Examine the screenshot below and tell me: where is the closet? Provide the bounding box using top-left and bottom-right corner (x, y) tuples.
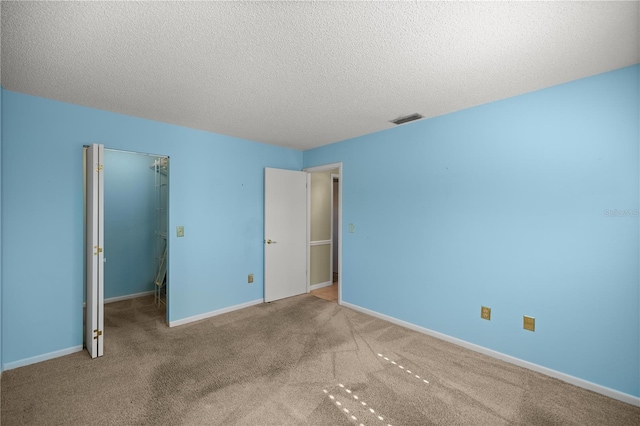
(100, 150), (168, 308)
(85, 146), (170, 358)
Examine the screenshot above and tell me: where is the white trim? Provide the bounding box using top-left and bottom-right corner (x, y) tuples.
(105, 290), (154, 304)
(169, 299), (263, 327)
(342, 301), (640, 407)
(3, 345), (84, 371)
(83, 290), (155, 308)
(305, 172), (312, 295)
(303, 163), (341, 173)
(310, 239), (331, 246)
(338, 166), (342, 305)
(310, 281), (333, 291)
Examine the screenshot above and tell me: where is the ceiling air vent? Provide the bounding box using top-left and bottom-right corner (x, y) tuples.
(390, 113), (423, 125)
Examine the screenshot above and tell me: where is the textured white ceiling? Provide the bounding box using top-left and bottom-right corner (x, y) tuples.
(1, 1), (639, 150)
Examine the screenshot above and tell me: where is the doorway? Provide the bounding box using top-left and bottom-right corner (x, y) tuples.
(332, 173), (339, 285)
(263, 163), (343, 305)
(83, 145), (169, 358)
(103, 150), (168, 307)
(305, 163), (342, 304)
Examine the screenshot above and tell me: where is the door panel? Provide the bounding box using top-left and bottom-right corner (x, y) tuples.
(264, 168), (308, 302)
(86, 143), (104, 358)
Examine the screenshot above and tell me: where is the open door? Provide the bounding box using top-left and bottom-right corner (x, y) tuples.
(86, 143), (104, 358)
(264, 168), (308, 302)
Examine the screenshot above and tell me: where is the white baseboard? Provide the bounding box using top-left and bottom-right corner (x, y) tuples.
(169, 299), (263, 327)
(83, 290), (155, 308)
(342, 301), (640, 407)
(3, 345), (84, 371)
(105, 290), (154, 304)
(310, 281), (333, 291)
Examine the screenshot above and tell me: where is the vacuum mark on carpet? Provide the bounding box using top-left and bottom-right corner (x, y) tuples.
(324, 389), (362, 424)
(377, 353), (430, 384)
(334, 384), (392, 426)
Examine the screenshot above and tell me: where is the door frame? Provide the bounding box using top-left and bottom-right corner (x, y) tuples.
(330, 173), (340, 287)
(102, 148), (171, 323)
(303, 162), (343, 305)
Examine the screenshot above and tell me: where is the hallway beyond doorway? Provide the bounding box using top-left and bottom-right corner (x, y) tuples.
(310, 282), (338, 302)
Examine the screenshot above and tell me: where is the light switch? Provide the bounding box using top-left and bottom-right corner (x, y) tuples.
(349, 223), (355, 233)
(177, 226), (184, 237)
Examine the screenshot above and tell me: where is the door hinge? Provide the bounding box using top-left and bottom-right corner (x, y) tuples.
(94, 246), (103, 256)
(95, 164), (103, 172)
(93, 329), (103, 340)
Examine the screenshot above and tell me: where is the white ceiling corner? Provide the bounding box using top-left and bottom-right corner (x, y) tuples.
(1, 1), (638, 151)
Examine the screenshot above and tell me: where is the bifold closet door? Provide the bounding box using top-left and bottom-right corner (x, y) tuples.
(86, 143), (104, 358)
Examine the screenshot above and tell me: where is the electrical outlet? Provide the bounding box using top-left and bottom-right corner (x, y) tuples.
(481, 306), (491, 320)
(248, 274), (254, 284)
(523, 315), (535, 332)
(349, 223), (355, 233)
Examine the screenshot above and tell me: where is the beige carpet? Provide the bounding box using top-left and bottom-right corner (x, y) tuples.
(2, 294), (639, 425)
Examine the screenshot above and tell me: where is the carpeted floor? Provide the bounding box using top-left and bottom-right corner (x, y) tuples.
(2, 294), (639, 425)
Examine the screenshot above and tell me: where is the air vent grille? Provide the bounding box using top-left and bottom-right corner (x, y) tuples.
(390, 113), (423, 125)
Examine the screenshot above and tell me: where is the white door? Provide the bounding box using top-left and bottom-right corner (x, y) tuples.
(264, 168), (308, 302)
(86, 143), (104, 358)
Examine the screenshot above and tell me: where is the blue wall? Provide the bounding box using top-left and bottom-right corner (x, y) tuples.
(103, 150), (158, 300)
(1, 66), (638, 399)
(304, 65), (640, 398)
(1, 91), (302, 366)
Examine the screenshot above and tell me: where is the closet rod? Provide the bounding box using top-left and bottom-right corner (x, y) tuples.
(85, 146), (169, 159)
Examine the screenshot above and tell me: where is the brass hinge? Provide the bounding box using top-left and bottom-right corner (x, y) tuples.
(95, 164), (103, 172)
(93, 246), (103, 256)
(93, 329), (103, 340)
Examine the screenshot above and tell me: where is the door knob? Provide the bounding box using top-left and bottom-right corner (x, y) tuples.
(265, 239), (277, 244)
